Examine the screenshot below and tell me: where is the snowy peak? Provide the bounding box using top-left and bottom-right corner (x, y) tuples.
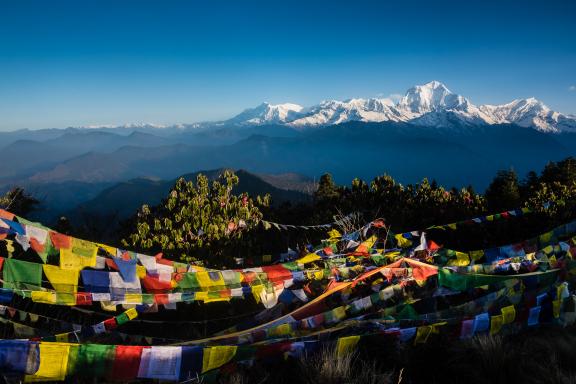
(398, 81), (471, 115)
(287, 97), (401, 128)
(222, 81), (576, 132)
(478, 98), (576, 132)
(226, 102), (304, 125)
(399, 81), (450, 110)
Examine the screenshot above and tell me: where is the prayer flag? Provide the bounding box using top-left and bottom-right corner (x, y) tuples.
(144, 346), (182, 381)
(527, 306), (541, 326)
(202, 346), (237, 373)
(414, 326), (432, 344)
(3, 259), (42, 289)
(490, 315), (503, 335)
(25, 342), (69, 382)
(336, 335), (360, 357)
(111, 346), (143, 381)
(501, 305), (516, 324)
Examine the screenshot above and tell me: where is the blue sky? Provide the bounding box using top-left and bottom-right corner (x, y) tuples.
(0, 0), (575, 130)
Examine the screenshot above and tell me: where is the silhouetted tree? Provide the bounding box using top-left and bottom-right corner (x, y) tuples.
(0, 187), (39, 216)
(485, 170), (521, 211)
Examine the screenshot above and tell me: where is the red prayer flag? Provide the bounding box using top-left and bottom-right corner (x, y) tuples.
(154, 293), (170, 305)
(142, 275), (172, 293)
(103, 318), (118, 331)
(75, 292), (93, 306)
(29, 238), (45, 254)
(261, 265), (292, 283)
(49, 232), (71, 250)
(256, 341), (292, 358)
(106, 259), (119, 270)
(0, 209), (15, 221)
(428, 240), (441, 251)
(111, 346), (144, 381)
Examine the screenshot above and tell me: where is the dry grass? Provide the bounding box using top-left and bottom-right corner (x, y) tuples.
(217, 326), (576, 384)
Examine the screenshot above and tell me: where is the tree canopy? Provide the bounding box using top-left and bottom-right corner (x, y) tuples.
(122, 170), (269, 265)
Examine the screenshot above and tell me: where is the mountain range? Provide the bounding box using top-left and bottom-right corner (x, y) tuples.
(214, 81), (576, 133)
(1, 80), (575, 225)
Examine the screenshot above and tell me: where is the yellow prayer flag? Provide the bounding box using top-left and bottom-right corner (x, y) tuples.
(490, 315), (503, 335)
(100, 301), (117, 312)
(447, 223), (457, 230)
(430, 321), (447, 334)
(31, 291), (57, 304)
(124, 293), (143, 304)
(414, 326), (432, 344)
(447, 252), (470, 267)
(136, 265), (147, 279)
(125, 307), (138, 320)
(60, 248), (96, 270)
(202, 346), (237, 373)
(336, 335), (360, 357)
(56, 293), (77, 306)
(25, 342), (70, 382)
(194, 291), (208, 302)
(196, 271), (225, 290)
(328, 229), (341, 239)
(501, 305), (516, 324)
(394, 234), (412, 248)
(270, 323), (291, 337)
(549, 255), (557, 266)
(203, 297), (230, 304)
(486, 215), (494, 221)
(43, 265), (78, 294)
(333, 306), (347, 321)
(553, 299), (562, 318)
(30, 291), (76, 306)
(251, 285), (264, 304)
(70, 238), (98, 259)
(297, 253), (321, 265)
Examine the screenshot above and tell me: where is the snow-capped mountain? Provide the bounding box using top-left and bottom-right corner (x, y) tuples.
(226, 102), (304, 125)
(479, 98), (576, 132)
(287, 98), (401, 127)
(224, 81), (576, 133)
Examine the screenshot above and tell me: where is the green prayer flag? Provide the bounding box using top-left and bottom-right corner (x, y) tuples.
(177, 273), (200, 289)
(115, 312), (130, 325)
(280, 262), (299, 271)
(66, 344), (80, 376)
(438, 268), (559, 291)
(397, 304), (419, 320)
(3, 258), (42, 289)
(75, 344), (116, 377)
